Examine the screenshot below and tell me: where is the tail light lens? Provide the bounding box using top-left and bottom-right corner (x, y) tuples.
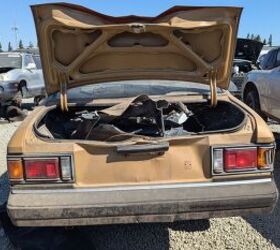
(25, 159), (59, 180)
(213, 145), (275, 175)
(224, 148), (257, 172)
(7, 156), (73, 182)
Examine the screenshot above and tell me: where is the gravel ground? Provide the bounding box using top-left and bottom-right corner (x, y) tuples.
(0, 113), (280, 249)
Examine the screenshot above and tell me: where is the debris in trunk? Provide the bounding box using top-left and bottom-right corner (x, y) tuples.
(36, 96), (246, 142)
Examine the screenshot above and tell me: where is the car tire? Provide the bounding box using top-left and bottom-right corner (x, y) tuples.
(244, 89), (268, 121)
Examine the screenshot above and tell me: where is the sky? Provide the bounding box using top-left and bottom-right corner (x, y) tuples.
(0, 0), (279, 50)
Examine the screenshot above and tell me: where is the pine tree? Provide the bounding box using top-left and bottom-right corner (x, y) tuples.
(18, 39), (24, 49)
(246, 33), (250, 39)
(255, 35), (261, 42)
(268, 34), (273, 46)
(263, 38), (267, 45)
(28, 41), (34, 48)
(0, 42), (3, 52)
(8, 42), (12, 51)
(250, 34), (255, 40)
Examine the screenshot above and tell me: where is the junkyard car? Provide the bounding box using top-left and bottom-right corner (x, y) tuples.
(242, 47), (280, 121)
(231, 38), (263, 96)
(6, 3), (278, 227)
(0, 52), (45, 106)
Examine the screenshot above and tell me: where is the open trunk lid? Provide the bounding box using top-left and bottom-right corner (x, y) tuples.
(235, 38), (263, 63)
(32, 3), (242, 96)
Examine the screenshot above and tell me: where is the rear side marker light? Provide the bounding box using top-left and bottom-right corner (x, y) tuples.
(25, 159), (60, 180)
(7, 159), (23, 180)
(258, 147), (274, 169)
(213, 146), (275, 174)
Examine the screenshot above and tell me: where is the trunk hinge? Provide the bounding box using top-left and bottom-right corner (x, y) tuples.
(209, 69), (218, 108)
(60, 82), (68, 112)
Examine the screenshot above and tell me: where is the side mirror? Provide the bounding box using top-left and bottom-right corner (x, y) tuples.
(26, 63), (36, 70)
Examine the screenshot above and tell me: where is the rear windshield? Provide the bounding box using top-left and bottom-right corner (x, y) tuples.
(0, 54), (22, 69)
(48, 80), (222, 103)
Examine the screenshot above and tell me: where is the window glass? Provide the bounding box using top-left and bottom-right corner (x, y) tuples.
(24, 55), (35, 67)
(33, 56), (42, 69)
(260, 50), (277, 70)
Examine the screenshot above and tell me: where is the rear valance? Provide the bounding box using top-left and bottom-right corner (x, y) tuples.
(32, 3), (242, 96)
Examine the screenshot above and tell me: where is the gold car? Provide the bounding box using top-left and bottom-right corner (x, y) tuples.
(6, 3), (278, 227)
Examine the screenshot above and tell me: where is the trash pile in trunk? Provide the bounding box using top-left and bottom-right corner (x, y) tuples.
(36, 95), (246, 142)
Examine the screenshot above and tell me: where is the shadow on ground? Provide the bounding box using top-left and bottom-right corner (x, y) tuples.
(245, 135), (280, 248)
(0, 167), (210, 250)
(0, 208), (209, 250)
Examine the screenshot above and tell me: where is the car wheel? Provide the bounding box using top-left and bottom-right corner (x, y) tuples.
(244, 89), (268, 121)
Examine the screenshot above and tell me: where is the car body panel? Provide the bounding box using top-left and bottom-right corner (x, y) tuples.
(32, 3), (242, 94)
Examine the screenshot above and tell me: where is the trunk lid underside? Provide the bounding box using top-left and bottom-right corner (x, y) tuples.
(32, 3), (242, 95)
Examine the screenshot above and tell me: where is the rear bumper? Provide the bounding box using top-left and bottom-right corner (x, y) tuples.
(7, 179), (278, 227)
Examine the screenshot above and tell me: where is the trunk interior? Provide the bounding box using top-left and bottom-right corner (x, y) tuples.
(35, 97), (246, 142)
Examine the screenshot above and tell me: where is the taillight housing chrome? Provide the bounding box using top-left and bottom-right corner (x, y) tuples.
(7, 155), (74, 183)
(212, 145), (275, 175)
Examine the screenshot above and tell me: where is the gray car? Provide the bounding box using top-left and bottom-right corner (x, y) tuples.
(0, 52), (45, 106)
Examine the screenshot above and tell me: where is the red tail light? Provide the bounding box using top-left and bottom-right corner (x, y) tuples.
(24, 159), (60, 180)
(224, 148), (257, 172)
(212, 145), (275, 175)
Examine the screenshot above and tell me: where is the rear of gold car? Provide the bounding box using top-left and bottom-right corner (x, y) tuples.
(6, 3), (278, 227)
(6, 95), (278, 227)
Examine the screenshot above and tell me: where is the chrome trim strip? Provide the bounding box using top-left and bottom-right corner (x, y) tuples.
(11, 178), (272, 194)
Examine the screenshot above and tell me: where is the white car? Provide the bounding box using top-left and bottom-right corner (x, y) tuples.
(0, 52), (45, 105)
(242, 47), (280, 121)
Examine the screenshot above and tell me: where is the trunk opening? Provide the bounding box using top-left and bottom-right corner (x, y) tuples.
(35, 97), (246, 142)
